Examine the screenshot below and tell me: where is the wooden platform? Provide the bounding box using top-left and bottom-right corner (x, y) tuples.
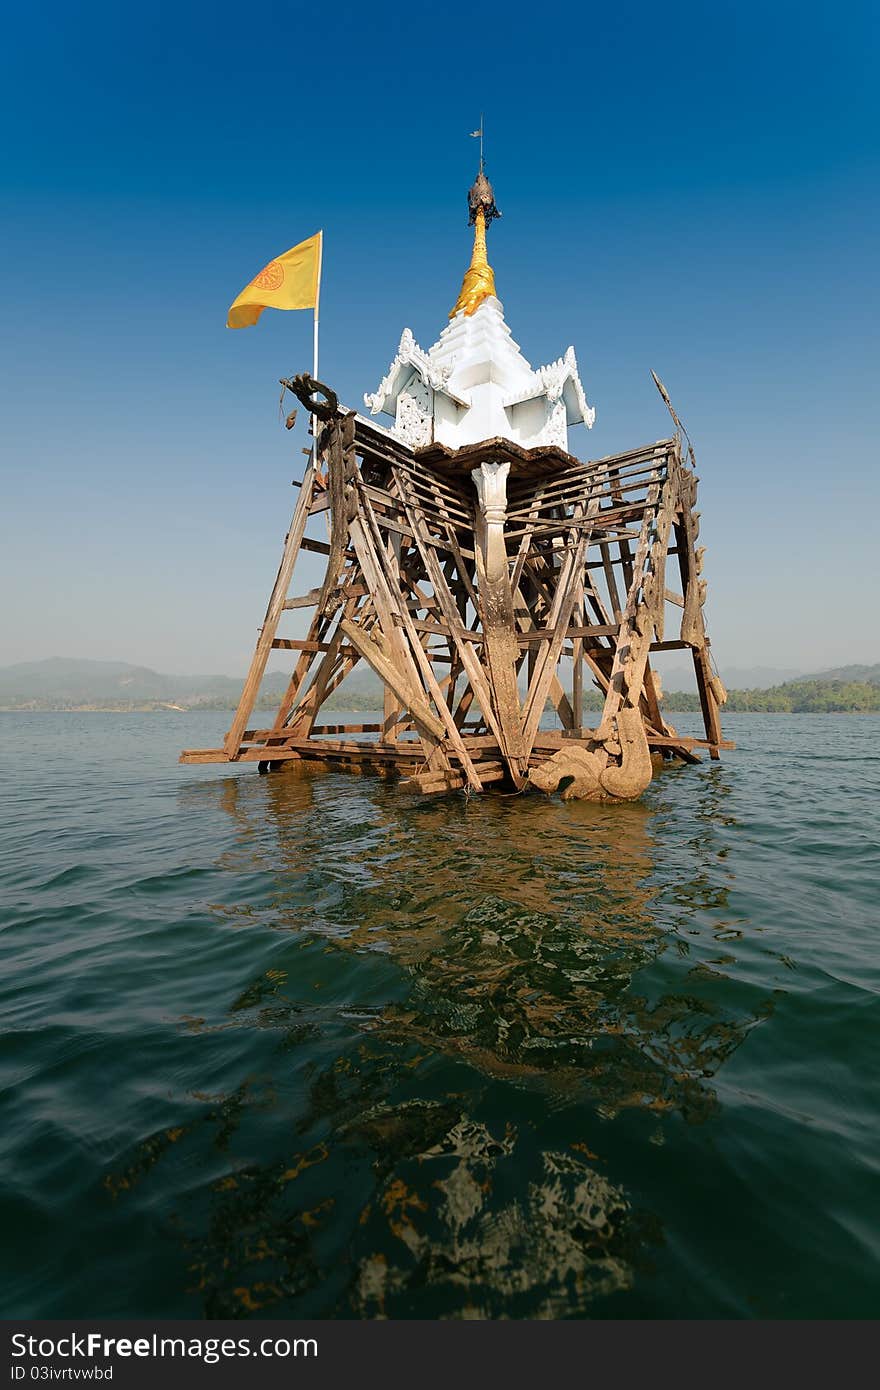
(181, 375), (731, 800)
(182, 726), (735, 792)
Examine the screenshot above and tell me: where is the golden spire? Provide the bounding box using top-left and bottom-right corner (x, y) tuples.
(450, 169), (501, 318)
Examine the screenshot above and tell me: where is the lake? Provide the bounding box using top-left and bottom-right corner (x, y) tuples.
(1, 711), (877, 1318)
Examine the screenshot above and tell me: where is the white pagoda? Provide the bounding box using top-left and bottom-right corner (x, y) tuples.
(183, 162), (730, 801)
(365, 169), (595, 453)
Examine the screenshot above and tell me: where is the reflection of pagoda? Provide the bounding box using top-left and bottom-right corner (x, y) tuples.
(182, 166), (732, 798)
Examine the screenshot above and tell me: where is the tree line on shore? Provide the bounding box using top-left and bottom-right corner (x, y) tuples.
(4, 677), (879, 714)
(603, 679), (880, 714)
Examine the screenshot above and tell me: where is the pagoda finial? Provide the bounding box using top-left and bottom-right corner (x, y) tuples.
(450, 165), (502, 319)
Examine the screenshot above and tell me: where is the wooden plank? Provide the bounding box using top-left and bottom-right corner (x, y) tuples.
(595, 452), (668, 737)
(357, 483), (485, 791)
(601, 541), (624, 623)
(520, 490), (600, 756)
(274, 588), (365, 735)
(404, 763), (507, 794)
(510, 484), (546, 592)
(278, 737), (422, 756)
(505, 458), (667, 517)
(271, 638), (334, 652)
(242, 723), (382, 740)
(516, 623), (618, 644)
(381, 532), (404, 744)
(640, 660), (670, 737)
(310, 723), (382, 735)
(693, 644), (724, 759)
(425, 479), (480, 610)
(339, 618), (447, 742)
(510, 578), (577, 732)
(571, 575), (584, 724)
(283, 588), (324, 610)
(527, 730), (731, 754)
(394, 463), (514, 765)
(224, 458), (316, 757)
(406, 617), (453, 637)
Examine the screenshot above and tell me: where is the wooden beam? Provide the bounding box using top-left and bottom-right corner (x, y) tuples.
(224, 458), (316, 757)
(271, 638), (334, 652)
(339, 618), (447, 742)
(357, 483), (485, 791)
(394, 463), (514, 765)
(516, 623), (618, 644)
(283, 592), (317, 611)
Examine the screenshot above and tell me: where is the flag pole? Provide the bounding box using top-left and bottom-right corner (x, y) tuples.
(313, 230), (322, 381)
(311, 229), (323, 461)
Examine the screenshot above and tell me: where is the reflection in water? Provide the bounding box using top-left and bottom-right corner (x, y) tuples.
(107, 763), (770, 1318)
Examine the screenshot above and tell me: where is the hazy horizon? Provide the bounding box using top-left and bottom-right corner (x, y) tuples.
(3, 653), (873, 692)
(2, 2), (877, 676)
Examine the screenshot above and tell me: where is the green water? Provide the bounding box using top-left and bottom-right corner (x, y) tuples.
(1, 712), (877, 1319)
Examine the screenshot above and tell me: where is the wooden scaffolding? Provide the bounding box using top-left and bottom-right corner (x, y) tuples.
(181, 374), (732, 798)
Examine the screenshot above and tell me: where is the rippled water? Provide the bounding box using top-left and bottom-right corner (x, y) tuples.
(1, 711), (878, 1319)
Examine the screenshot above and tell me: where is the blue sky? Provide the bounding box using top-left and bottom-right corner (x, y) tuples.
(2, 0), (877, 676)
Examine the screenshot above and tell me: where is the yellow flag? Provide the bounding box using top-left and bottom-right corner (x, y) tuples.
(227, 231), (322, 329)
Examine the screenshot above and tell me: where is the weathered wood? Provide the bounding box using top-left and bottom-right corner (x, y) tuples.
(271, 638), (334, 652)
(571, 574), (584, 722)
(185, 400), (725, 801)
(471, 464), (525, 778)
(311, 723), (382, 735)
(243, 723), (383, 738)
(282, 594), (365, 737)
(338, 619), (447, 742)
(269, 578), (364, 735)
(520, 496), (598, 757)
(516, 623), (618, 644)
(394, 462), (515, 765)
(282, 588), (324, 610)
(224, 459), (316, 757)
(357, 484), (485, 791)
(693, 643), (724, 758)
(404, 762), (507, 794)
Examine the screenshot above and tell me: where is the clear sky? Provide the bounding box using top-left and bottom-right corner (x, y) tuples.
(2, 0), (877, 677)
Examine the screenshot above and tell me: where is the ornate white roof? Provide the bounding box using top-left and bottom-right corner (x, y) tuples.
(364, 327), (467, 415)
(503, 346), (596, 428)
(364, 177), (594, 452)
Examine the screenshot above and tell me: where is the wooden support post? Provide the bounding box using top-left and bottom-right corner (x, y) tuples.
(693, 644), (723, 758)
(184, 407), (727, 798)
(394, 463), (515, 773)
(224, 459), (316, 757)
(357, 484), (484, 791)
(571, 576), (584, 726)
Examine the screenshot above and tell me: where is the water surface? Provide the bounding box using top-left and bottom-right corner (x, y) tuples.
(1, 712), (877, 1318)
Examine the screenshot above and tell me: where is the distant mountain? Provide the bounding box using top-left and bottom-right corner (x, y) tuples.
(0, 657), (385, 711)
(658, 664), (807, 692)
(794, 664), (880, 686)
(1, 656), (877, 713)
(0, 658), (289, 706)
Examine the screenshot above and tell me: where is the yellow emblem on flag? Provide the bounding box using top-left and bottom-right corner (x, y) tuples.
(227, 231), (322, 329)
